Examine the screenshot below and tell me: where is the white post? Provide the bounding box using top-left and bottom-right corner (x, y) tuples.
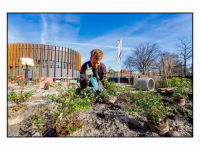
(118, 61), (120, 85)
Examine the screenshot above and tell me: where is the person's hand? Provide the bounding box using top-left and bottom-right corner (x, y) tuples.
(86, 79), (90, 83)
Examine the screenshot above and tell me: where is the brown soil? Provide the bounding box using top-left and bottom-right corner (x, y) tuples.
(147, 115), (168, 125)
(56, 120), (84, 137)
(7, 92), (193, 137)
(8, 105), (24, 111)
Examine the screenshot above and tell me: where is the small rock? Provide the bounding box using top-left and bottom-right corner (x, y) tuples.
(151, 132), (160, 137)
(108, 96), (117, 104)
(32, 132), (42, 137)
(166, 131), (182, 137)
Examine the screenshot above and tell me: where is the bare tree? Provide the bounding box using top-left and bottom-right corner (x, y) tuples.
(162, 52), (180, 78)
(176, 37), (192, 76)
(153, 52), (180, 77)
(123, 42), (161, 75)
(123, 56), (135, 72)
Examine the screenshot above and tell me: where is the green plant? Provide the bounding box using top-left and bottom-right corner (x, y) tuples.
(44, 82), (50, 90)
(8, 75), (16, 81)
(98, 89), (112, 99)
(185, 132), (191, 137)
(76, 78), (80, 83)
(158, 78), (177, 88)
(8, 86), (14, 91)
(158, 77), (188, 88)
(158, 78), (167, 88)
(32, 83), (93, 135)
(8, 90), (36, 106)
(31, 78), (40, 85)
(129, 92), (182, 124)
(168, 77), (181, 87)
(172, 78), (192, 99)
(102, 66), (131, 95)
(127, 86), (147, 102)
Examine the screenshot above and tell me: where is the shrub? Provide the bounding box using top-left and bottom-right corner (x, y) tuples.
(158, 77), (182, 88)
(32, 83), (93, 134)
(158, 79), (167, 88)
(172, 78), (192, 99)
(168, 77), (181, 87)
(44, 82), (50, 90)
(8, 90), (36, 106)
(129, 92), (182, 123)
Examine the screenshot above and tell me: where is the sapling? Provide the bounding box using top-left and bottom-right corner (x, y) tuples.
(8, 90), (36, 107)
(172, 78), (192, 99)
(32, 83), (93, 136)
(128, 92), (180, 124)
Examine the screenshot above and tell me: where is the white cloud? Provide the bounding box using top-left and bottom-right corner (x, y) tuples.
(8, 13), (192, 71)
(64, 14), (82, 24)
(41, 14), (47, 44)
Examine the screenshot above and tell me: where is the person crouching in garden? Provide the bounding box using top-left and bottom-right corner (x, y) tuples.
(79, 49), (107, 102)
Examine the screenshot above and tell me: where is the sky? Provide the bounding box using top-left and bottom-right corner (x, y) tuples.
(8, 13), (192, 71)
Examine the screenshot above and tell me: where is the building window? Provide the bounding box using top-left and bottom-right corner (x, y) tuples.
(56, 61), (62, 68)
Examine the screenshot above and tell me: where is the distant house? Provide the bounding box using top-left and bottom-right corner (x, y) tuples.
(107, 69), (137, 77)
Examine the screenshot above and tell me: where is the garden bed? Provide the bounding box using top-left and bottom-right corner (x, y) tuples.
(7, 92), (193, 137)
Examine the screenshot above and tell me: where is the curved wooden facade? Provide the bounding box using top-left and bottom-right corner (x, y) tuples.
(7, 43), (81, 82)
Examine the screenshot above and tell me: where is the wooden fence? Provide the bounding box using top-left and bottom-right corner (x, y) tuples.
(7, 43), (82, 82)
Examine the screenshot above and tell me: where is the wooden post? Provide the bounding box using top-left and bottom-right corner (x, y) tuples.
(51, 45), (53, 68)
(43, 44), (46, 67)
(162, 57), (169, 88)
(54, 46), (57, 82)
(40, 44), (43, 78)
(16, 43), (19, 66)
(78, 52), (80, 71)
(75, 51), (77, 70)
(47, 45), (50, 77)
(23, 43), (26, 57)
(27, 43), (29, 58)
(61, 47), (63, 79)
(12, 43), (16, 82)
(78, 52), (81, 71)
(78, 53), (81, 70)
(8, 43), (11, 82)
(76, 51), (78, 70)
(10, 43), (13, 68)
(67, 48), (69, 82)
(72, 49), (74, 78)
(58, 46), (60, 68)
(77, 52), (78, 70)
(30, 43), (32, 58)
(64, 47), (66, 69)
(70, 49), (72, 69)
(32, 43), (36, 82)
(19, 43), (23, 75)
(36, 44), (39, 65)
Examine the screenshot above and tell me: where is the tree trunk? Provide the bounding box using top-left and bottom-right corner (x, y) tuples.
(184, 49), (187, 76)
(162, 57), (169, 88)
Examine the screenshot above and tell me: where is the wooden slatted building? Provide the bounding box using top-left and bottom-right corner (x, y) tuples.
(7, 43), (82, 82)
